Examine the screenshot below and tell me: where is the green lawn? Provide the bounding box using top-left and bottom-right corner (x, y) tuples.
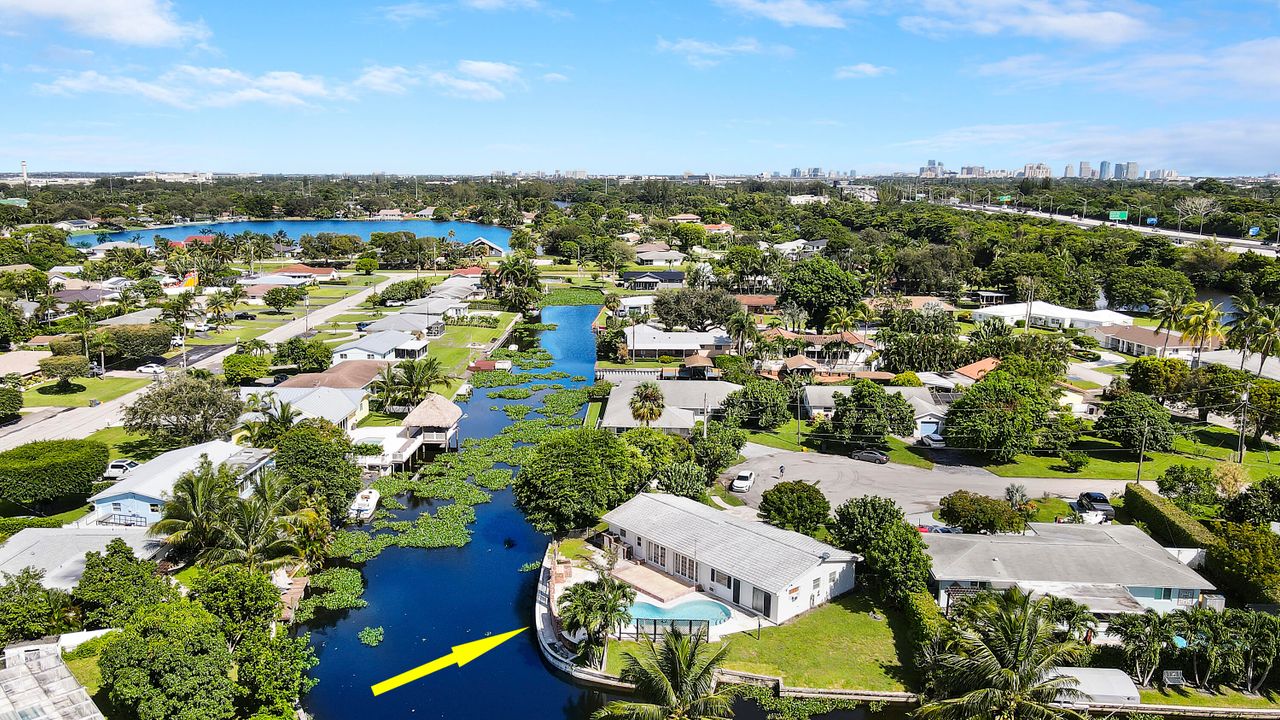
(745, 421), (934, 470)
(65, 653), (125, 719)
(709, 483), (746, 507)
(557, 538), (594, 564)
(584, 401), (602, 428)
(1027, 497), (1072, 522)
(0, 497), (90, 524)
(885, 437), (936, 469)
(1141, 687), (1280, 708)
(174, 565), (205, 588)
(83, 426), (177, 461)
(23, 377), (151, 407)
(605, 595), (915, 692)
(979, 422), (1280, 482)
(357, 411), (403, 428)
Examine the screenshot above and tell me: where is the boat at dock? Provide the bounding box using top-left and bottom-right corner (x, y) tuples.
(347, 489), (380, 521)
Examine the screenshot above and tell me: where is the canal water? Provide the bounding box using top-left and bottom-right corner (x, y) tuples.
(82, 218), (511, 250)
(301, 304), (893, 720)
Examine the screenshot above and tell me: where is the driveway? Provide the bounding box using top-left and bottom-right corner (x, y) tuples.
(724, 447), (1132, 519)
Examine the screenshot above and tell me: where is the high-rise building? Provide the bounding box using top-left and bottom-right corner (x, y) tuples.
(1022, 163), (1052, 178)
(960, 166), (985, 178)
(1098, 161), (1111, 180)
(1079, 161), (1091, 178)
(1113, 162), (1125, 179)
(1124, 161), (1140, 180)
(790, 168), (802, 178)
(1064, 164), (1076, 178)
(808, 167), (823, 177)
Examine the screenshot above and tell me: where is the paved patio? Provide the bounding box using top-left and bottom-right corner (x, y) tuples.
(611, 560), (697, 602)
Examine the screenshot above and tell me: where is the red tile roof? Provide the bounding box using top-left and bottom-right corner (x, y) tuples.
(733, 294), (778, 308)
(954, 357), (1000, 381)
(276, 263), (336, 276)
(451, 266), (485, 277)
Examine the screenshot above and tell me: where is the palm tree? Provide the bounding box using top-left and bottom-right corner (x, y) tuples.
(557, 578), (635, 667)
(1170, 607), (1228, 688)
(1228, 293), (1262, 370)
(149, 457), (238, 553)
(1183, 301), (1225, 368)
(725, 310), (757, 356)
(592, 628), (738, 720)
(604, 293), (621, 316)
(825, 306), (856, 334)
(1109, 609), (1174, 687)
(203, 495), (301, 570)
(629, 381), (665, 426)
(398, 357), (459, 405)
(1150, 287), (1192, 356)
(239, 338), (271, 356)
(205, 291), (233, 331)
(1251, 305), (1280, 378)
(919, 588), (1087, 720)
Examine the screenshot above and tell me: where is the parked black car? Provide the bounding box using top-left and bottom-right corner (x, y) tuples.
(1077, 491), (1116, 519)
(852, 449), (889, 464)
(234, 311), (257, 320)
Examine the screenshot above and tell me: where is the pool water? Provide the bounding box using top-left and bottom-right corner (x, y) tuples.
(631, 599), (732, 626)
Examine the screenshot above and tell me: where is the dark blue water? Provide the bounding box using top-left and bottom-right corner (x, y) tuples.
(83, 219), (510, 251)
(302, 304), (889, 720)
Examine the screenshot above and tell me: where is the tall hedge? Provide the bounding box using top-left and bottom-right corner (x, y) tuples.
(1204, 521), (1280, 604)
(1124, 482), (1218, 548)
(0, 440), (109, 506)
(108, 324), (174, 360)
(903, 590), (948, 667)
(0, 386), (21, 418)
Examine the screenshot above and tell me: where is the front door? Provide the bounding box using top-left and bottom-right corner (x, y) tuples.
(732, 578), (741, 606)
(751, 587), (769, 616)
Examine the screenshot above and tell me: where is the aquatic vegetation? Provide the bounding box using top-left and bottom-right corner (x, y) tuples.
(518, 561), (541, 572)
(358, 626), (384, 646)
(293, 567), (367, 623)
(487, 387), (534, 400)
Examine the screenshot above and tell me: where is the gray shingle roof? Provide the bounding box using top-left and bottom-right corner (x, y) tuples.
(0, 527), (161, 590)
(602, 493), (856, 594)
(89, 440), (271, 504)
(334, 329), (416, 353)
(923, 523), (1215, 590)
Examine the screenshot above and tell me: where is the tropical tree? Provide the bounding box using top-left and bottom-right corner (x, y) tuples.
(1169, 607), (1229, 688)
(1109, 609), (1174, 686)
(1182, 300), (1225, 368)
(202, 495), (302, 570)
(920, 587), (1087, 720)
(1227, 293), (1263, 370)
(149, 457), (239, 553)
(629, 381), (665, 426)
(825, 306), (856, 334)
(1251, 305), (1280, 377)
(557, 575), (635, 668)
(205, 290), (233, 331)
(592, 628), (738, 720)
(370, 357), (458, 412)
(1150, 287), (1192, 356)
(725, 310), (757, 356)
(1226, 608), (1280, 695)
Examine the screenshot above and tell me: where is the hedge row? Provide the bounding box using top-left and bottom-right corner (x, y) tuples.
(0, 515), (64, 535)
(0, 440), (109, 506)
(0, 386), (21, 417)
(902, 589), (948, 666)
(1123, 482), (1219, 548)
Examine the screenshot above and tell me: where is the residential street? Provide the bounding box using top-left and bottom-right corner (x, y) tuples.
(0, 274), (409, 451)
(724, 445), (1135, 523)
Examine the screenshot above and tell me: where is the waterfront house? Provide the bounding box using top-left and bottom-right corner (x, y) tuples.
(332, 330), (428, 362)
(52, 219), (97, 232)
(0, 526), (162, 590)
(470, 237), (508, 257)
(615, 295), (656, 318)
(802, 385), (950, 437)
(621, 271), (684, 292)
(636, 250), (687, 267)
(598, 379), (741, 435)
(401, 393), (464, 448)
(376, 208), (404, 219)
(622, 323), (732, 359)
(971, 301), (1132, 330)
(602, 493), (858, 624)
(1086, 324), (1214, 358)
(88, 441), (274, 527)
(922, 523), (1217, 616)
(413, 207), (437, 218)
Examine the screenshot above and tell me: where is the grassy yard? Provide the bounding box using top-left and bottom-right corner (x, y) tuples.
(979, 422), (1280, 482)
(65, 652), (125, 719)
(584, 401), (602, 428)
(556, 538), (594, 564)
(1026, 496), (1073, 522)
(357, 411), (403, 428)
(23, 377), (151, 407)
(709, 483), (746, 507)
(1141, 687), (1280, 708)
(0, 496), (91, 524)
(745, 420), (934, 470)
(605, 595), (915, 692)
(83, 426), (177, 461)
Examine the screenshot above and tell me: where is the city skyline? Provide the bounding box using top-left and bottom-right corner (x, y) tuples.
(1, 0), (1278, 176)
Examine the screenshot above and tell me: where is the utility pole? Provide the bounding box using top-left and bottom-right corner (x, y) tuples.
(1238, 390), (1251, 464)
(1136, 424), (1149, 482)
(796, 388), (802, 447)
(702, 394), (709, 440)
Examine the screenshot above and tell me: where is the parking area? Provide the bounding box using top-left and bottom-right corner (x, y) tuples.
(723, 447), (1132, 521)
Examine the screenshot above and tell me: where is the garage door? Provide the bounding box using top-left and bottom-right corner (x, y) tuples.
(919, 420), (941, 435)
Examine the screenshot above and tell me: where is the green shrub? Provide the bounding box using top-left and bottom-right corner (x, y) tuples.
(1123, 482), (1218, 548)
(903, 590), (948, 665)
(657, 355), (679, 364)
(108, 324), (174, 360)
(0, 386), (21, 417)
(1060, 450), (1090, 473)
(222, 353), (271, 385)
(1204, 521), (1280, 604)
(0, 439), (109, 506)
(0, 515), (65, 535)
(39, 355), (89, 386)
(48, 337), (82, 356)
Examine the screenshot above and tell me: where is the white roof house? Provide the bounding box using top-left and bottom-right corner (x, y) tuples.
(923, 523), (1216, 615)
(615, 295), (656, 317)
(332, 330), (428, 362)
(636, 250), (687, 267)
(603, 494), (859, 624)
(0, 526), (162, 590)
(599, 379), (741, 435)
(404, 297), (467, 317)
(802, 385), (949, 436)
(88, 441), (274, 527)
(971, 301), (1133, 330)
(241, 386), (367, 430)
(624, 324), (732, 358)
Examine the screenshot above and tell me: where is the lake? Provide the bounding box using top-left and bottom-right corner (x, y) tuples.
(300, 305), (895, 720)
(83, 219), (511, 252)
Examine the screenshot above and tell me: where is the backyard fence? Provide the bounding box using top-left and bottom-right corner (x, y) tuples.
(621, 618), (710, 640)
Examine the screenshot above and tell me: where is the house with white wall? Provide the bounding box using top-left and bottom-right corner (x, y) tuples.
(971, 301), (1133, 330)
(332, 330), (428, 362)
(598, 379), (741, 436)
(923, 523), (1216, 616)
(88, 441), (273, 527)
(602, 493), (859, 624)
(802, 385), (949, 437)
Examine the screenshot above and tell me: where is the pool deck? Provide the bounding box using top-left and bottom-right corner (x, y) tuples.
(625, 590), (774, 641)
(611, 560), (697, 603)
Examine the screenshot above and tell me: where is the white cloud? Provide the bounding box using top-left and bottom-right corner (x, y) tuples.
(0, 0), (208, 46)
(713, 0), (849, 28)
(36, 64), (375, 108)
(377, 2), (440, 24)
(900, 0), (1149, 44)
(834, 62), (891, 78)
(353, 65), (419, 94)
(460, 0), (539, 9)
(541, 72), (569, 82)
(428, 72), (505, 100)
(457, 60), (521, 83)
(656, 36), (792, 68)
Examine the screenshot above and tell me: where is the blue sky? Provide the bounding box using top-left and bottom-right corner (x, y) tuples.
(1, 0), (1278, 176)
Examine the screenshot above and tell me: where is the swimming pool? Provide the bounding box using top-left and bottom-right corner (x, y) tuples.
(630, 599), (732, 625)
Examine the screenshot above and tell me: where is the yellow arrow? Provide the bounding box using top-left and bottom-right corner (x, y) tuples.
(370, 627), (527, 696)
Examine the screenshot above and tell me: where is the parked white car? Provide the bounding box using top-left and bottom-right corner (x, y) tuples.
(919, 433), (946, 448)
(729, 470), (756, 493)
(103, 459), (139, 479)
(137, 363), (167, 375)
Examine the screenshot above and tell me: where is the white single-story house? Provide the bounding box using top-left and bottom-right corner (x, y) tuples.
(85, 240), (145, 259)
(923, 523), (1216, 616)
(95, 307), (163, 326)
(52, 219), (98, 232)
(598, 379), (741, 435)
(623, 324), (732, 359)
(602, 493), (859, 625)
(361, 314), (442, 336)
(636, 250), (687, 267)
(802, 385), (949, 436)
(615, 295), (656, 318)
(0, 526), (162, 590)
(1086, 324), (1218, 358)
(469, 237), (508, 257)
(621, 271), (684, 292)
(88, 441), (274, 527)
(241, 386), (368, 430)
(971, 301), (1133, 330)
(235, 274), (313, 288)
(332, 330), (427, 362)
(405, 296), (468, 317)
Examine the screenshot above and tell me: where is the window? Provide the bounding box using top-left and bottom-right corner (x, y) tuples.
(1158, 588), (1173, 601)
(149, 504), (161, 513)
(646, 541), (665, 567)
(829, 571), (837, 586)
(111, 502), (122, 512)
(812, 577), (821, 591)
(673, 553), (696, 581)
(711, 569), (733, 586)
(619, 529), (627, 538)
